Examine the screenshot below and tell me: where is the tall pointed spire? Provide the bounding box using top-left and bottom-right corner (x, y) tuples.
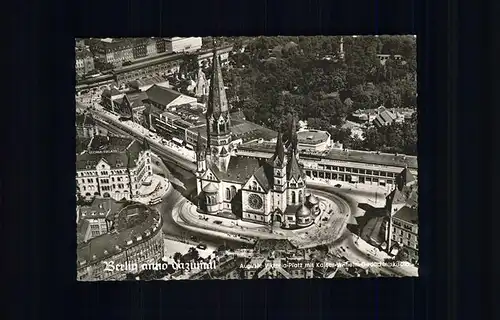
(271, 131), (285, 166)
(206, 38), (229, 118)
(195, 132), (205, 154)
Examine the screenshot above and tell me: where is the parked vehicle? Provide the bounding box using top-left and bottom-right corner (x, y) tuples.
(213, 220), (223, 225)
(334, 184), (342, 188)
(197, 243), (207, 250)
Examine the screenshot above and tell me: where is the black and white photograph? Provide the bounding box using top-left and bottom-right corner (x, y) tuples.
(75, 36), (418, 281)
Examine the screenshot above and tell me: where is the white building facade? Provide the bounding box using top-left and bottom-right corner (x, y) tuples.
(76, 138), (154, 201)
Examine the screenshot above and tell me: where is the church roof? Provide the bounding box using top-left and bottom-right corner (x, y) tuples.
(203, 183), (219, 193)
(397, 168), (416, 187)
(306, 194), (319, 205)
(252, 164), (274, 192)
(207, 40), (229, 118)
(295, 204), (312, 217)
(210, 157), (263, 184)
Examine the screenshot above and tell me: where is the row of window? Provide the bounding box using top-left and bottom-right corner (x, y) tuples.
(392, 227), (416, 240)
(391, 234), (418, 249)
(393, 220), (416, 231)
(81, 185), (97, 191)
(318, 165), (397, 177)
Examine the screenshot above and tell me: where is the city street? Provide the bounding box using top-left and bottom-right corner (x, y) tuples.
(159, 187), (245, 251)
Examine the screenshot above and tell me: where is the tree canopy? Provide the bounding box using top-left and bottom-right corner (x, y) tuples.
(221, 36), (417, 155)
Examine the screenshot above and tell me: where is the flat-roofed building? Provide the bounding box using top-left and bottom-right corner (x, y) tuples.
(236, 142), (417, 189)
(165, 37), (202, 54)
(296, 130), (331, 152)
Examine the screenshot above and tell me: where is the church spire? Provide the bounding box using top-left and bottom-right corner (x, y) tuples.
(195, 132), (205, 154)
(271, 131), (285, 166)
(206, 38), (229, 119)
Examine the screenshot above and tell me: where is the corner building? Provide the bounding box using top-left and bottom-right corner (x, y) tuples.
(76, 136), (154, 201)
(194, 42), (316, 229)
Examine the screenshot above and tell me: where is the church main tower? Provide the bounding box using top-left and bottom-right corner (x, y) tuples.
(206, 39), (232, 171)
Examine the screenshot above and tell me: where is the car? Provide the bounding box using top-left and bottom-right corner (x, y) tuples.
(213, 220), (223, 225)
(197, 243), (207, 250)
(322, 217), (328, 222)
(334, 184), (342, 188)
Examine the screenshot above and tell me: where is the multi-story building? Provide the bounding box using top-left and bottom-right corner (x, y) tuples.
(146, 38), (158, 56)
(76, 135), (154, 201)
(77, 203), (164, 281)
(389, 206), (418, 264)
(132, 38), (148, 59)
(75, 49), (95, 76)
(236, 141), (417, 191)
(155, 38), (166, 53)
(165, 37), (202, 54)
(90, 38), (134, 66)
(76, 198), (122, 239)
(382, 168), (419, 264)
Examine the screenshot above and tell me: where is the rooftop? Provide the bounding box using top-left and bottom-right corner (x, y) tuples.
(189, 119), (277, 143)
(77, 203), (162, 267)
(210, 157), (266, 184)
(297, 130), (330, 145)
(128, 76), (168, 89)
(145, 85), (182, 107)
(239, 142), (418, 169)
(76, 136), (144, 170)
(79, 198), (123, 220)
(393, 205), (418, 224)
(87, 135), (136, 153)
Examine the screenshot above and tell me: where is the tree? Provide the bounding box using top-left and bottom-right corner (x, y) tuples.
(179, 54), (199, 79)
(307, 118), (331, 131)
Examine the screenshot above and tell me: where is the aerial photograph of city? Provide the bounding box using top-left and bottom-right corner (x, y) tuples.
(75, 36), (418, 281)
